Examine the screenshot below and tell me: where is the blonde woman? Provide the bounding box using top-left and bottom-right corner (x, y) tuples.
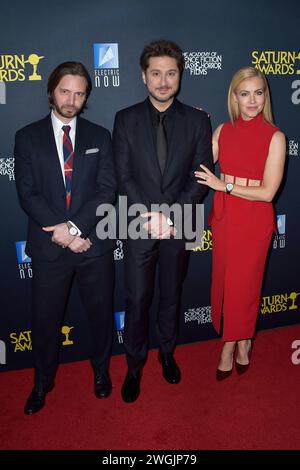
(195, 67), (286, 380)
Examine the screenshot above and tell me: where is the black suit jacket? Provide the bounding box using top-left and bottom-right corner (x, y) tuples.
(14, 114), (117, 260)
(113, 99), (213, 232)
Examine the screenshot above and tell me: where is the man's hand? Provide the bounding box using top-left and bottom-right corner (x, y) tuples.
(158, 226), (177, 239)
(141, 212), (175, 239)
(42, 223), (74, 247)
(68, 237), (92, 253)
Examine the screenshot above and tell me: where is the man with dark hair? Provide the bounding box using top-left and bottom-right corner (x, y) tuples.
(139, 39), (185, 73)
(47, 61), (93, 108)
(15, 61), (117, 414)
(113, 40), (213, 403)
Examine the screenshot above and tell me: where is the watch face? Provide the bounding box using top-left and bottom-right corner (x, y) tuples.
(69, 227), (78, 236)
(226, 183), (234, 192)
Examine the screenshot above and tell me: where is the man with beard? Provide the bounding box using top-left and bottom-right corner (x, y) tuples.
(113, 40), (213, 403)
(15, 62), (117, 414)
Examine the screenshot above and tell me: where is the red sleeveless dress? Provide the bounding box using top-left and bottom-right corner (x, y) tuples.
(209, 113), (279, 341)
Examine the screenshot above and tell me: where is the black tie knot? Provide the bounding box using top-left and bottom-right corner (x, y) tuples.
(157, 112), (166, 126)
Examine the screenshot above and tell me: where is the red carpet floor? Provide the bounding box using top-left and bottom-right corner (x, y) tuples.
(1, 325), (300, 450)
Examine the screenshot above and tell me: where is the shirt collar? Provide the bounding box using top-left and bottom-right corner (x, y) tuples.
(147, 97), (177, 122)
(51, 110), (77, 136)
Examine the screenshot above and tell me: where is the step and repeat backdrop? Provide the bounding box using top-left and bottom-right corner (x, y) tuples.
(1, 0), (299, 371)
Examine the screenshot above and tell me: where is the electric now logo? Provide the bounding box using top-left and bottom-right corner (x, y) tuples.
(93, 43), (120, 88)
(114, 311), (125, 331)
(273, 214), (286, 250)
(15, 241), (31, 263)
(114, 311), (125, 344)
(277, 214), (286, 234)
(15, 241), (32, 279)
(93, 44), (119, 69)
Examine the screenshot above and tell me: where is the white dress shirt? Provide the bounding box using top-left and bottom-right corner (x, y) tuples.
(50, 111), (81, 235)
(51, 110), (77, 185)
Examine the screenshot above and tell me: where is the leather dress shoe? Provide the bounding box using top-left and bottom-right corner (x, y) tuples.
(94, 371), (112, 398)
(159, 353), (181, 384)
(121, 371), (141, 403)
(24, 384), (53, 415)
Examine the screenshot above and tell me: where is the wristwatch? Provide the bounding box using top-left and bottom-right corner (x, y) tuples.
(66, 221), (79, 236)
(225, 183), (234, 194)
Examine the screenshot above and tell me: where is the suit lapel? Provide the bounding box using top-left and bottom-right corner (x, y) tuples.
(70, 117), (86, 197)
(42, 116), (66, 198)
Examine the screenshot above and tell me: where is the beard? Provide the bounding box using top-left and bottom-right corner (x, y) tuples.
(53, 100), (84, 120)
(148, 88), (178, 104)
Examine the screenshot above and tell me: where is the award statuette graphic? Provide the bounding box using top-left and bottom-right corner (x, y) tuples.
(289, 292), (300, 310)
(26, 54), (44, 80)
(61, 326), (74, 346)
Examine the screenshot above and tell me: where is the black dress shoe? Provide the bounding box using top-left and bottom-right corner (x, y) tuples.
(24, 385), (53, 415)
(121, 371), (141, 403)
(94, 371), (112, 399)
(159, 353), (181, 384)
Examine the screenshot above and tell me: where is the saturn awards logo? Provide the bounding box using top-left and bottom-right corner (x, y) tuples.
(9, 326), (74, 353)
(10, 330), (32, 352)
(61, 325), (74, 346)
(261, 291), (299, 315)
(251, 51), (300, 75)
(93, 43), (120, 88)
(192, 228), (212, 252)
(15, 241), (32, 279)
(0, 53), (44, 82)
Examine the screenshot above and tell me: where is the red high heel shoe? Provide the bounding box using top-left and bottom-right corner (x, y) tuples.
(235, 340), (252, 375)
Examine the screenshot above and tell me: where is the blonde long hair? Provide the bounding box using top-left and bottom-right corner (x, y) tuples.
(227, 66), (274, 125)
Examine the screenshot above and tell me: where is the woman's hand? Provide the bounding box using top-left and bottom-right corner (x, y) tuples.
(194, 164), (225, 192)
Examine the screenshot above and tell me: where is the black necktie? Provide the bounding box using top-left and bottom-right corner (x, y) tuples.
(156, 112), (168, 174)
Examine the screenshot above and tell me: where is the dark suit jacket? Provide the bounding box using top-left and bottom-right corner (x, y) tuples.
(14, 114), (117, 260)
(113, 99), (213, 233)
